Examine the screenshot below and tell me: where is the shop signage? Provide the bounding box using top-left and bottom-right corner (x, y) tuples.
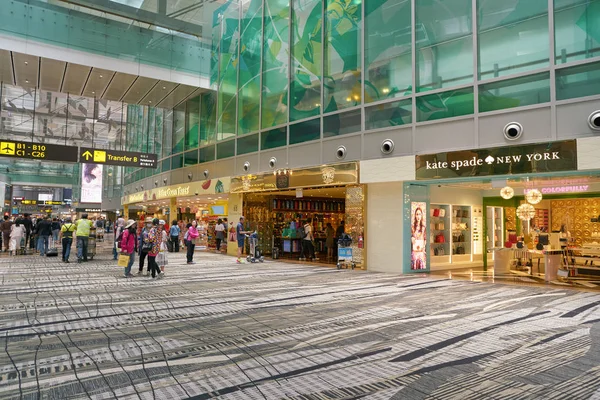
(0, 140), (79, 162)
(231, 162), (358, 193)
(122, 177), (230, 205)
(296, 188), (303, 198)
(524, 185), (589, 194)
(415, 140), (578, 180)
(79, 147), (158, 168)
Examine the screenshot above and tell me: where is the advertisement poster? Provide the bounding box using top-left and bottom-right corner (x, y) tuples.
(81, 163), (103, 203)
(411, 201), (427, 270)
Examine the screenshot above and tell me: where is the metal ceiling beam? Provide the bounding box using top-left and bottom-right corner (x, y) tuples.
(61, 0), (202, 36)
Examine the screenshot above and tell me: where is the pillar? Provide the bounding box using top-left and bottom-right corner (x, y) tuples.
(227, 193), (243, 256)
(169, 197), (178, 225)
(123, 204), (129, 220)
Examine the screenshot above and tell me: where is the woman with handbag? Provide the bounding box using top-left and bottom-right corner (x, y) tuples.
(146, 218), (162, 279)
(185, 220), (200, 265)
(137, 217), (152, 275)
(158, 220), (168, 276)
(120, 220), (137, 278)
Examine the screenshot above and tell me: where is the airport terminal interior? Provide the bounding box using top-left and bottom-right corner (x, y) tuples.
(0, 0), (600, 398)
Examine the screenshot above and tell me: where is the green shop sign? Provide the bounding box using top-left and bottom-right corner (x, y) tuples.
(416, 140), (578, 180)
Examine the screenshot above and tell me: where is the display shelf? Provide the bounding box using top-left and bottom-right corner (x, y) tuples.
(452, 205), (471, 255)
(487, 206), (504, 253)
(430, 204), (451, 258)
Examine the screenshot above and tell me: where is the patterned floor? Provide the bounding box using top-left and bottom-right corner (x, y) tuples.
(1, 251), (600, 399)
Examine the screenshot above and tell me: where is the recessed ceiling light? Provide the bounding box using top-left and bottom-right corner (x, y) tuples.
(24, 61), (28, 65)
(92, 91), (95, 94)
(162, 86), (166, 89)
(25, 79), (29, 83)
(99, 75), (103, 78)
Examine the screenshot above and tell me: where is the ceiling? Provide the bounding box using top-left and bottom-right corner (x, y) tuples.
(0, 50), (205, 108)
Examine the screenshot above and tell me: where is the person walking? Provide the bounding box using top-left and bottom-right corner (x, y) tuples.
(300, 219), (317, 261)
(60, 218), (76, 263)
(236, 216), (251, 264)
(16, 214), (33, 251)
(146, 218), (161, 279)
(169, 220), (180, 252)
(158, 220), (168, 276)
(215, 218), (225, 252)
(9, 222), (25, 256)
(76, 213), (93, 263)
(325, 222), (335, 261)
(113, 218), (125, 260)
(37, 217), (52, 257)
(120, 219), (137, 278)
(1, 216), (13, 253)
(51, 218), (61, 243)
(138, 217), (152, 275)
(185, 220), (199, 265)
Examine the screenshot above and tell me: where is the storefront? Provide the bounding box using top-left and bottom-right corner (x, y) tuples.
(230, 162), (366, 267)
(121, 178), (231, 252)
(363, 137), (600, 285)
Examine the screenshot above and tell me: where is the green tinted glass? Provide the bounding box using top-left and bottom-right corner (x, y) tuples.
(416, 0), (473, 92)
(237, 133), (260, 155)
(365, 0), (411, 103)
(290, 118), (320, 144)
(171, 154), (183, 170)
(479, 73), (550, 113)
(154, 109), (163, 158)
(162, 109), (173, 159)
(323, 109), (362, 138)
(324, 0), (362, 112)
(161, 158), (171, 173)
(261, 127), (287, 150)
(416, 88), (474, 122)
(199, 145), (216, 163)
(217, 140), (236, 159)
(200, 92), (216, 146)
(184, 150), (199, 167)
(290, 0), (322, 121)
(554, 0), (600, 64)
(478, 1), (549, 80)
(556, 61), (600, 100)
(172, 103), (185, 154)
(262, 0), (289, 129)
(217, 1), (240, 140)
(238, 0), (263, 135)
(185, 97), (200, 150)
(365, 99), (412, 130)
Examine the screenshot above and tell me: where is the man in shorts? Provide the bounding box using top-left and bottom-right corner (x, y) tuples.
(236, 216), (251, 263)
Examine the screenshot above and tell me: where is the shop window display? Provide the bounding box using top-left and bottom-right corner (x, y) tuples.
(430, 204), (450, 260)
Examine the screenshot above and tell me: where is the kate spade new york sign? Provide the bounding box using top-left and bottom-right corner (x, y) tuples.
(415, 140), (577, 180)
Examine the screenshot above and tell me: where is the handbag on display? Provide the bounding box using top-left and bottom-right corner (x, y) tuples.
(439, 209), (446, 217)
(433, 208), (440, 217)
(435, 233), (445, 243)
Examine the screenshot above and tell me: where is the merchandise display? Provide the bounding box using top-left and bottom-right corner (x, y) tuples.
(430, 204), (450, 258)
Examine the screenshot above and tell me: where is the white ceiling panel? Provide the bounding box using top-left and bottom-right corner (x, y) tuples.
(0, 50), (14, 85)
(103, 72), (137, 101)
(13, 53), (38, 89)
(82, 68), (115, 98)
(121, 76), (159, 104)
(62, 63), (91, 95)
(156, 84), (198, 108)
(139, 81), (179, 106)
(39, 58), (66, 92)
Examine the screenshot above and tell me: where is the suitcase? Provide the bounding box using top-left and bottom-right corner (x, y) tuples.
(167, 239), (174, 252)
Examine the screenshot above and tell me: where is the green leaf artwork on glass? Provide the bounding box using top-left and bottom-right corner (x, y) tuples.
(291, 0), (323, 121)
(262, 0), (290, 129)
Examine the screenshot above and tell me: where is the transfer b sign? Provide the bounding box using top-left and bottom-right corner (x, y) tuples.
(416, 140), (577, 179)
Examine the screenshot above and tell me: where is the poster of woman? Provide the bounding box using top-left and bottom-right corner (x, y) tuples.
(411, 202), (427, 270)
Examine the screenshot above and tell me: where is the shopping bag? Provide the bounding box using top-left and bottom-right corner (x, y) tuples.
(117, 253), (130, 267)
(157, 252), (169, 266)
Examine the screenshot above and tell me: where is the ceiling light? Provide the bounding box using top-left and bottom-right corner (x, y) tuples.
(525, 189), (542, 205)
(163, 86), (166, 89)
(24, 61), (28, 65)
(500, 186), (514, 200)
(99, 75), (103, 78)
(516, 203), (536, 221)
(25, 80), (29, 83)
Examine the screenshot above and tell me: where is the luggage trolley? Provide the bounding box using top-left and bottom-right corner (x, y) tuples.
(337, 234), (355, 270)
(246, 232), (264, 263)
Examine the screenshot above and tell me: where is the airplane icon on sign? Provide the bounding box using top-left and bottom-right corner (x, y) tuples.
(0, 142), (15, 155)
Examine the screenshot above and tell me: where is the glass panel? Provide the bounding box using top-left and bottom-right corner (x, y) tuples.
(365, 0), (412, 103)
(290, 0), (323, 121)
(478, 1), (549, 80)
(323, 109), (361, 138)
(365, 98), (412, 130)
(200, 92), (216, 146)
(154, 108), (163, 157)
(416, 0), (473, 92)
(1, 84), (35, 142)
(479, 72), (550, 113)
(416, 88), (474, 122)
(238, 0), (263, 135)
(261, 126), (287, 150)
(199, 145), (216, 163)
(237, 133), (260, 154)
(323, 0), (362, 112)
(185, 97), (200, 150)
(31, 90), (67, 145)
(216, 0), (240, 140)
(554, 0), (600, 64)
(289, 118), (320, 144)
(146, 107), (155, 154)
(217, 140), (236, 159)
(184, 149), (199, 167)
(95, 100), (125, 150)
(556, 61), (600, 100)
(161, 158), (170, 173)
(262, 0), (290, 129)
(171, 153), (183, 170)
(162, 109), (173, 158)
(66, 95), (95, 148)
(172, 103), (185, 154)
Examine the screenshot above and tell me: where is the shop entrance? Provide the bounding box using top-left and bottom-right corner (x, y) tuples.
(243, 186), (353, 266)
(411, 172), (600, 289)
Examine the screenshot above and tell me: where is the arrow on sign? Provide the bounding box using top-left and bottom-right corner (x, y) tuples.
(82, 151), (93, 161)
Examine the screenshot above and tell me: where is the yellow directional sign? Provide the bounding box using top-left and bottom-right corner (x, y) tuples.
(79, 147), (157, 168)
(0, 140), (78, 162)
(0, 142), (15, 155)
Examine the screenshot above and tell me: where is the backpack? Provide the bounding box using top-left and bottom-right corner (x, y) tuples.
(298, 226), (307, 240)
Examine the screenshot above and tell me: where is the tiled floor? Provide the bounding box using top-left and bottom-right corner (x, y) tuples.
(1, 250), (600, 399)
